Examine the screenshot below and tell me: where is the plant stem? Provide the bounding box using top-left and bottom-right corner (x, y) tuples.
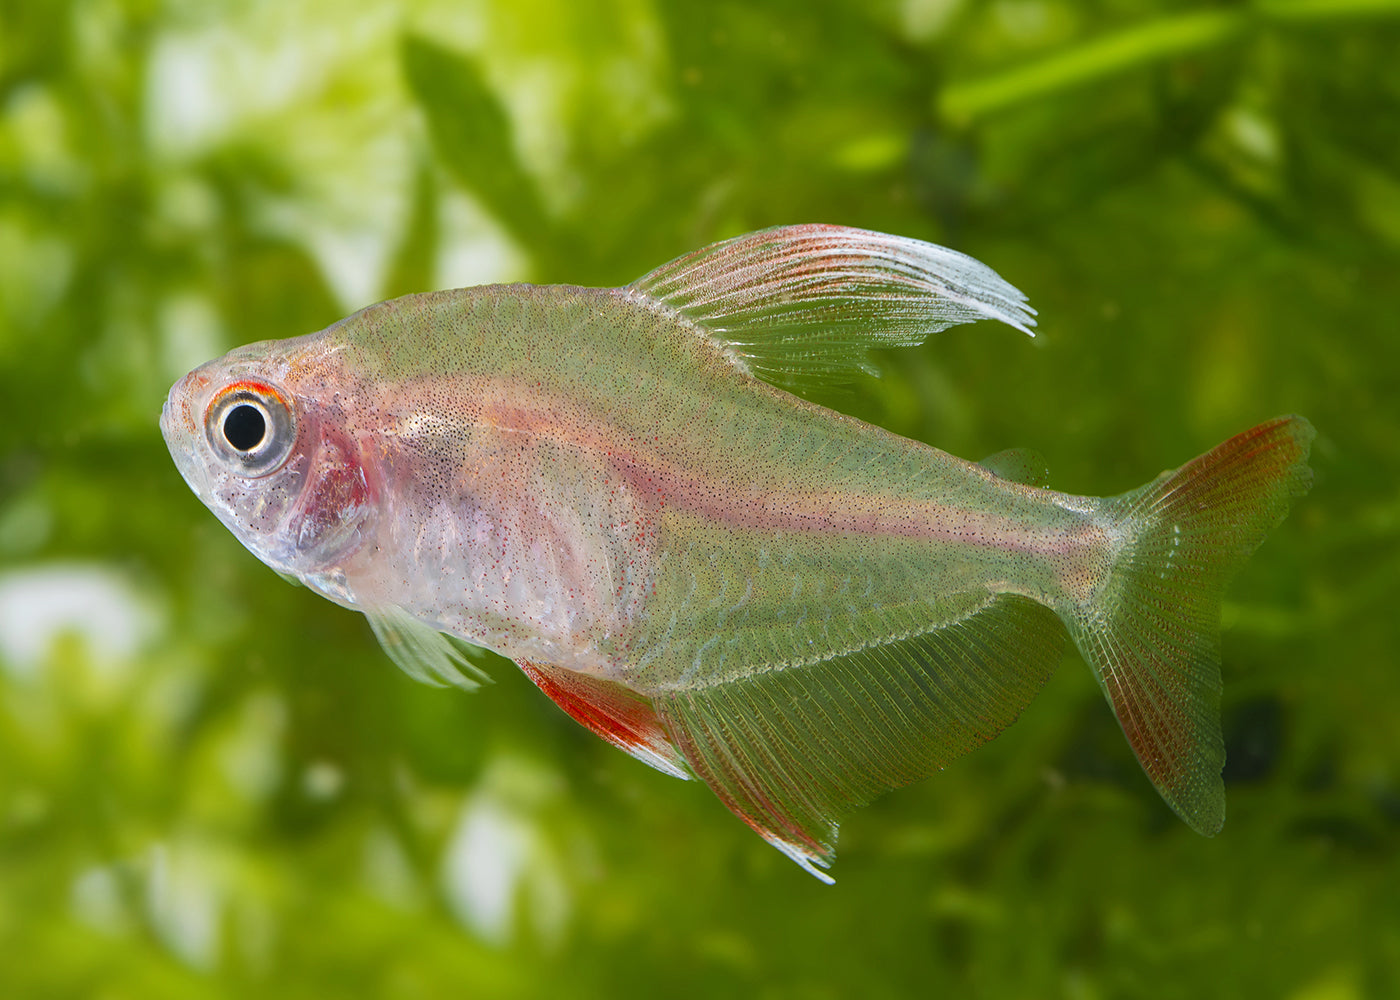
(937, 0), (1400, 124)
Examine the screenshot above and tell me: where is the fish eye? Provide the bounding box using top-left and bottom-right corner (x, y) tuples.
(223, 403), (267, 452)
(205, 381), (296, 477)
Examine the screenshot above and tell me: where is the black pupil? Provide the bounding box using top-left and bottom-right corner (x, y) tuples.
(223, 404), (267, 452)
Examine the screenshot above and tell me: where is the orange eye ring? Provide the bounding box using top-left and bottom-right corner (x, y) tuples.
(204, 380), (297, 478)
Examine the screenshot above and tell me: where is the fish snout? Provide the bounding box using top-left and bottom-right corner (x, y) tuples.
(160, 374), (207, 444)
(160, 375), (216, 501)
(158, 392), (178, 443)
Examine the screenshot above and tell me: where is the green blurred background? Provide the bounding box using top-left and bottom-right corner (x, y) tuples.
(2, 0), (1398, 996)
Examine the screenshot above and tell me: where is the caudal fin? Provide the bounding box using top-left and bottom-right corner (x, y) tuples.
(1070, 416), (1315, 834)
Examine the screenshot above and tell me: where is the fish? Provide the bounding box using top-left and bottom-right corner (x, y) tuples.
(160, 224), (1314, 882)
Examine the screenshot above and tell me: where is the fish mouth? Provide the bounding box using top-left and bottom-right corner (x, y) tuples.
(158, 393), (175, 442)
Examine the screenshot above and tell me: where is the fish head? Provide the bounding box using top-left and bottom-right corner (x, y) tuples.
(160, 334), (376, 585)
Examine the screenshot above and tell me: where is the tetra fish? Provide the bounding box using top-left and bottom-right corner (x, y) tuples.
(161, 225), (1313, 881)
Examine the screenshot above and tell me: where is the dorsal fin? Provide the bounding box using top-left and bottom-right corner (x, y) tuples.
(626, 224), (1036, 388)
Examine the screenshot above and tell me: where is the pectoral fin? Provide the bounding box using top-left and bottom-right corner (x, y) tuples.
(364, 605), (492, 690)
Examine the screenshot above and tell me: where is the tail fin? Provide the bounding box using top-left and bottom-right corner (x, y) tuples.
(1069, 416), (1315, 834)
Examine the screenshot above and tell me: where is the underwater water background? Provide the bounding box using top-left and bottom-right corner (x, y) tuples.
(2, 0), (1398, 996)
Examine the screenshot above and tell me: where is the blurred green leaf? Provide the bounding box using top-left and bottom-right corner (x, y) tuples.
(401, 34), (550, 250)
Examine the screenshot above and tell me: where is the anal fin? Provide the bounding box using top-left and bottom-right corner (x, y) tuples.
(653, 594), (1067, 882)
(520, 661), (692, 780)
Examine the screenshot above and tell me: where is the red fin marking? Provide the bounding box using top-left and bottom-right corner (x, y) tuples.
(1072, 415), (1315, 835)
(657, 701), (835, 879)
(520, 662), (692, 780)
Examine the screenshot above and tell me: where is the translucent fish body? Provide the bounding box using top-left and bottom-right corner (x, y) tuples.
(161, 226), (1313, 881)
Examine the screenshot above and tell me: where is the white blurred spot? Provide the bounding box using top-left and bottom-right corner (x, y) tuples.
(500, 62), (571, 210)
(303, 759), (344, 801)
(0, 564), (162, 680)
(1289, 966), (1362, 1000)
(443, 795), (528, 945)
(144, 7), (419, 312)
(145, 12), (334, 158)
(8, 788), (48, 827)
(0, 494), (53, 558)
(411, 0), (673, 215)
(147, 840), (223, 970)
(364, 825), (422, 908)
(1354, 165), (1400, 247)
(1225, 106), (1280, 164)
(993, 0), (1051, 40)
(434, 187), (528, 291)
(141, 667), (205, 745)
(159, 291), (226, 383)
(0, 216), (74, 330)
(142, 835), (276, 972)
(830, 132), (909, 173)
(4, 83), (89, 194)
(218, 691), (287, 802)
(152, 174), (221, 237)
(72, 864), (130, 934)
(901, 0), (965, 41)
(145, 33), (226, 156)
(441, 758), (570, 947)
(302, 223), (394, 311)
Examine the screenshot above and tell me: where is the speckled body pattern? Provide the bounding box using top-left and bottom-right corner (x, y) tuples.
(163, 226), (1313, 881)
(316, 287), (1107, 679)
